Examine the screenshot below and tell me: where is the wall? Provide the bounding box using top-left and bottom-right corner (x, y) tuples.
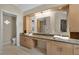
(12, 17), (16, 37)
(0, 4), (23, 46)
(0, 12), (1, 47)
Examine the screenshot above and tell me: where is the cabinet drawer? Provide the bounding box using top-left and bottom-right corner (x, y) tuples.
(20, 36), (35, 48)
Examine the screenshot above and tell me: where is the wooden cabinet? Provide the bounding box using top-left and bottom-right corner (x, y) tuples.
(69, 4), (79, 32)
(23, 16), (31, 33)
(74, 45), (79, 55)
(20, 35), (27, 47)
(23, 16), (26, 32)
(69, 5), (79, 39)
(47, 41), (73, 55)
(20, 34), (79, 55)
(25, 37), (35, 48)
(47, 41), (61, 55)
(20, 34), (35, 49)
(60, 42), (74, 55)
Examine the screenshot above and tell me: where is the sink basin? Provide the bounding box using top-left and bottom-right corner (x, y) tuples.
(54, 35), (69, 40)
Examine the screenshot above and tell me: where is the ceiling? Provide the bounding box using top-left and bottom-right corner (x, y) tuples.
(14, 4), (42, 12)
(14, 4), (66, 15)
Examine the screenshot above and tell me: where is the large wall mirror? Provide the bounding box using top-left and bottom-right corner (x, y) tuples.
(37, 17), (51, 34)
(30, 5), (69, 36)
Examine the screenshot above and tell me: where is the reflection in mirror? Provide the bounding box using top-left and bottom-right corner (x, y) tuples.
(61, 19), (67, 32)
(31, 5), (69, 36)
(54, 11), (68, 36)
(37, 17), (51, 34)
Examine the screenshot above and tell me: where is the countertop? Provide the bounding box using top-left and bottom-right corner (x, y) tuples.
(21, 33), (79, 45)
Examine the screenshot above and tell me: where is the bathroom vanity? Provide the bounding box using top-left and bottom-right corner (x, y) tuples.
(20, 33), (79, 55)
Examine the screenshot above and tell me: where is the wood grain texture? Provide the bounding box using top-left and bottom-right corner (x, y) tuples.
(47, 41), (73, 55)
(74, 45), (79, 55)
(70, 32), (79, 39)
(23, 16), (31, 33)
(69, 4), (79, 32)
(20, 34), (35, 49)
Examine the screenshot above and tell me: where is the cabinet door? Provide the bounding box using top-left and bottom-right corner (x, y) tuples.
(74, 45), (79, 55)
(20, 35), (26, 46)
(50, 44), (61, 55)
(54, 41), (73, 55)
(47, 41), (52, 54)
(20, 35), (35, 49)
(25, 37), (35, 48)
(47, 41), (74, 55)
(47, 41), (61, 55)
(60, 43), (74, 55)
(69, 4), (79, 39)
(23, 16), (26, 32)
(23, 16), (31, 33)
(69, 4), (79, 32)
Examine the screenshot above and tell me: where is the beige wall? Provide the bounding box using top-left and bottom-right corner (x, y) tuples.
(12, 17), (16, 37)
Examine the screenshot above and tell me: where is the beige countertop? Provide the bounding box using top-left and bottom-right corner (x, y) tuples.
(21, 33), (79, 45)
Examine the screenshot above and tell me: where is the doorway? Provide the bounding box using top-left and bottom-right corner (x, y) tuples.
(3, 11), (17, 45)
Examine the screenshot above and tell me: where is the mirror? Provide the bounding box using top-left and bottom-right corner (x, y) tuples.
(37, 17), (51, 34)
(61, 19), (67, 32)
(31, 5), (69, 35)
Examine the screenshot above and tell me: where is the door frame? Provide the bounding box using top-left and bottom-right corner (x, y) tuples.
(0, 9), (18, 46)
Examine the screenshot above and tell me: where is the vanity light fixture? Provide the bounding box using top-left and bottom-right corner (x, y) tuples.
(35, 9), (52, 17)
(4, 20), (10, 25)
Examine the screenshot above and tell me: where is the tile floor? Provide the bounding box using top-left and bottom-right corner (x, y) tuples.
(0, 43), (44, 55)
